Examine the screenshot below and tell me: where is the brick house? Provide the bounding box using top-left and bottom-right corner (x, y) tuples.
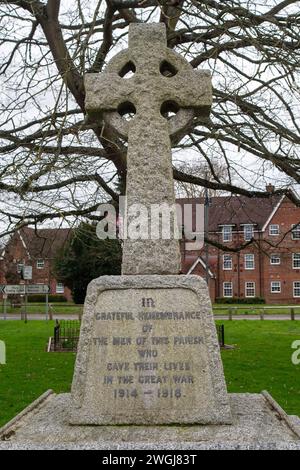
(179, 191), (300, 304)
(0, 227), (72, 301)
(1, 190), (300, 305)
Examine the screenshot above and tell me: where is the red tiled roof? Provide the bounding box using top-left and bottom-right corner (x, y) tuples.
(20, 227), (72, 259)
(15, 195), (282, 258)
(176, 195), (282, 232)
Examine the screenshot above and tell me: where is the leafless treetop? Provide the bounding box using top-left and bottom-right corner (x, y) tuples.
(0, 0), (299, 239)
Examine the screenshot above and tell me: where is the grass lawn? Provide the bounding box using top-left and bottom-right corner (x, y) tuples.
(0, 320), (299, 427)
(218, 320), (300, 416)
(0, 321), (75, 427)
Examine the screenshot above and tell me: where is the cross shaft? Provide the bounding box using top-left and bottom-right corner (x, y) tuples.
(85, 23), (212, 275)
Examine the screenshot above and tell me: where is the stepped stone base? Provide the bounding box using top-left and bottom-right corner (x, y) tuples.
(1, 391), (299, 450)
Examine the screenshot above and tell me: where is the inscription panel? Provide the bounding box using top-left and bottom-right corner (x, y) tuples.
(81, 287), (215, 418)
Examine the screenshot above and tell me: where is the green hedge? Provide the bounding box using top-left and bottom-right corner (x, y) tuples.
(27, 294), (67, 303)
(215, 297), (265, 305)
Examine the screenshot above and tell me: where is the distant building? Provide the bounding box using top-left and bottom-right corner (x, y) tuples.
(0, 227), (72, 301)
(179, 191), (300, 304)
(1, 189), (300, 305)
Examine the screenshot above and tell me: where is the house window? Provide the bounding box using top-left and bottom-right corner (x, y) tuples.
(271, 281), (281, 293)
(292, 224), (300, 240)
(36, 259), (45, 269)
(17, 263), (24, 274)
(293, 281), (300, 297)
(222, 226), (232, 242)
(244, 224), (254, 241)
(269, 224), (279, 236)
(270, 254), (281, 265)
(223, 282), (233, 298)
(244, 254), (255, 270)
(223, 254), (232, 270)
(293, 253), (300, 269)
(56, 283), (64, 294)
(245, 281), (255, 298)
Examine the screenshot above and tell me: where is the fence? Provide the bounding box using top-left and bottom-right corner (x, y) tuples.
(48, 319), (81, 352)
(214, 305), (300, 320)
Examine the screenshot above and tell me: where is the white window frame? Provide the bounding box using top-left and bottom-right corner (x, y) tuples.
(244, 224), (254, 241)
(223, 254), (232, 270)
(292, 224), (300, 240)
(223, 282), (233, 298)
(17, 263), (24, 274)
(244, 254), (255, 270)
(270, 254), (281, 265)
(271, 281), (281, 293)
(56, 282), (64, 294)
(293, 281), (300, 298)
(222, 225), (233, 243)
(293, 253), (300, 269)
(36, 259), (45, 269)
(269, 224), (279, 236)
(245, 281), (255, 298)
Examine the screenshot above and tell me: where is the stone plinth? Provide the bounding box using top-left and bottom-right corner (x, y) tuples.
(1, 392), (300, 450)
(69, 275), (232, 425)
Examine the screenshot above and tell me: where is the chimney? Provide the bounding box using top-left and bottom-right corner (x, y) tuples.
(266, 184), (275, 193)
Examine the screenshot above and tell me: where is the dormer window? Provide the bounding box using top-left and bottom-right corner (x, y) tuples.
(222, 225), (232, 243)
(244, 224), (254, 241)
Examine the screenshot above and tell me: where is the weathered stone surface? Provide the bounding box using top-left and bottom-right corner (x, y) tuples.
(1, 392), (300, 450)
(85, 23), (212, 275)
(69, 275), (232, 425)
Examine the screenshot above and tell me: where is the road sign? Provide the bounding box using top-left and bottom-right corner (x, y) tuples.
(22, 266), (32, 280)
(26, 285), (50, 294)
(0, 284), (50, 295)
(3, 285), (26, 295)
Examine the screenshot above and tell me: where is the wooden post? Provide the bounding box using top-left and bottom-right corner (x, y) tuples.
(229, 308), (233, 321)
(3, 295), (7, 320)
(291, 308), (295, 321)
(45, 293), (49, 321)
(260, 308), (264, 320)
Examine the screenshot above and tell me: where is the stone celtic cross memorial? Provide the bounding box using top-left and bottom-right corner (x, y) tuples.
(69, 23), (232, 425)
(1, 23), (300, 451)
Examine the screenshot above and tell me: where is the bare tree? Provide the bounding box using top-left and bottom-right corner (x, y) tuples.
(0, 0), (299, 238)
(175, 158), (229, 197)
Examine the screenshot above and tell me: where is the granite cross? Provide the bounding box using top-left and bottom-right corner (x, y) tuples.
(85, 23), (212, 275)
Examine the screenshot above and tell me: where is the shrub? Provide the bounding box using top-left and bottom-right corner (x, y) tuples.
(28, 294), (67, 303)
(215, 297), (265, 304)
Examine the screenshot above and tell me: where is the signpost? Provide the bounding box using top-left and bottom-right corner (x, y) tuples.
(25, 285), (50, 294)
(22, 266), (33, 281)
(1, 284), (50, 320)
(3, 285), (26, 295)
(0, 284), (49, 295)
